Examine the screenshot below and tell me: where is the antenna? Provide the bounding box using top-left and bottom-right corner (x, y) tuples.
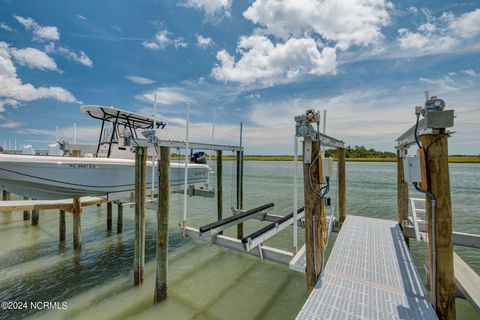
(424, 91), (430, 100)
(151, 93), (157, 199)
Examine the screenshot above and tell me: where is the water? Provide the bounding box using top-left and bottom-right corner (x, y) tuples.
(0, 161), (478, 319)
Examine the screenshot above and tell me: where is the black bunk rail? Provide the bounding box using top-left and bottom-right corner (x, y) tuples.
(241, 207), (305, 244)
(199, 203), (275, 234)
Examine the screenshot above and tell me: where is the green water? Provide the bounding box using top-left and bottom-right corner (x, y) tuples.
(0, 161), (478, 319)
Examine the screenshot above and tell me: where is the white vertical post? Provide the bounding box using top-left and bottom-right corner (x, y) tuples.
(151, 94), (157, 199)
(73, 123), (77, 144)
(207, 109), (216, 189)
(56, 127), (59, 141)
(293, 134), (299, 252)
(323, 110), (327, 134)
(182, 103), (190, 230)
(14, 138), (16, 151)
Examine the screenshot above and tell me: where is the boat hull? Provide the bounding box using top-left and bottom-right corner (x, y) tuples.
(0, 154), (208, 199)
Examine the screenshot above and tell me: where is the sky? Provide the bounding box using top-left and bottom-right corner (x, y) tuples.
(0, 0), (479, 155)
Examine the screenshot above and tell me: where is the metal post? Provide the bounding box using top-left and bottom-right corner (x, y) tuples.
(182, 104), (190, 233)
(337, 147), (346, 227)
(216, 150), (223, 229)
(293, 135), (299, 252)
(236, 122), (244, 239)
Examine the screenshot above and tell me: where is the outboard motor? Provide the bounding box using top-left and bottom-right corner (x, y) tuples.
(191, 151), (206, 164)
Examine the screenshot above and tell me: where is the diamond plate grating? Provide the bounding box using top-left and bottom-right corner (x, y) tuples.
(296, 215), (437, 320)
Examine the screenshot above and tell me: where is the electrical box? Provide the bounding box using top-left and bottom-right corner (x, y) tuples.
(322, 157), (333, 178)
(403, 155), (422, 184)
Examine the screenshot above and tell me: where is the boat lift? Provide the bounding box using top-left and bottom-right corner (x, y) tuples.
(181, 109), (345, 270)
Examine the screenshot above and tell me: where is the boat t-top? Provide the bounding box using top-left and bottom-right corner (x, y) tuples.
(0, 105), (209, 199)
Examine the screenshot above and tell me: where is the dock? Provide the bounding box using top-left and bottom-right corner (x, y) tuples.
(296, 215), (437, 320)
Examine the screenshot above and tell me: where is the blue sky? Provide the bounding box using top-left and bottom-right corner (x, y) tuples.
(0, 0), (479, 154)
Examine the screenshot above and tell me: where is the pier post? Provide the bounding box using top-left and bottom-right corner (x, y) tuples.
(31, 209), (39, 225)
(236, 150), (244, 239)
(23, 197), (30, 220)
(337, 147), (346, 227)
(59, 209), (66, 242)
(303, 140), (323, 294)
(216, 150), (223, 234)
(396, 149), (409, 245)
(420, 134), (455, 319)
(117, 203), (123, 234)
(107, 202), (113, 231)
(2, 190), (11, 201)
(73, 197), (82, 250)
(134, 146), (147, 286)
(155, 146), (170, 303)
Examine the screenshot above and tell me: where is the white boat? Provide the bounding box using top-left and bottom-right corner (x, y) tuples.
(0, 105), (209, 199)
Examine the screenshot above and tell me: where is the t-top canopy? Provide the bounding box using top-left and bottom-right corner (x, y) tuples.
(81, 105), (166, 130)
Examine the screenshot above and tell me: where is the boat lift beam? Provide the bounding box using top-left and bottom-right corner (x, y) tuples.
(198, 203), (274, 235)
(157, 139), (243, 152)
(184, 226), (294, 265)
(242, 208), (305, 252)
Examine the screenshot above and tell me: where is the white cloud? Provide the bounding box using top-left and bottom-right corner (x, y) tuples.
(419, 76), (460, 93)
(14, 15), (60, 41)
(44, 42), (92, 67)
(196, 34), (214, 48)
(212, 35), (336, 85)
(142, 30), (188, 50)
(462, 69), (477, 77)
(126, 75), (156, 85)
(243, 0), (393, 50)
(0, 22), (14, 32)
(182, 0), (232, 19)
(10, 47), (58, 71)
(139, 87), (192, 105)
(0, 42), (78, 109)
(397, 9), (480, 56)
(0, 120), (22, 128)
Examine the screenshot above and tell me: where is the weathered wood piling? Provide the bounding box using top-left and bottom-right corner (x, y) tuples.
(59, 209), (66, 241)
(31, 208), (39, 225)
(73, 197), (82, 250)
(117, 203), (123, 234)
(155, 146), (170, 303)
(303, 141), (323, 294)
(107, 202), (113, 231)
(420, 134), (455, 319)
(134, 146), (147, 286)
(23, 196), (30, 220)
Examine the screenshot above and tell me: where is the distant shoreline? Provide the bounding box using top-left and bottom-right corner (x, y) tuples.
(174, 156), (480, 163)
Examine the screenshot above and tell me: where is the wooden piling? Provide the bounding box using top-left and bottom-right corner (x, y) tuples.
(117, 203), (123, 234)
(397, 149), (409, 246)
(420, 134), (455, 319)
(155, 146), (170, 303)
(2, 190), (11, 201)
(303, 140), (323, 294)
(134, 146), (147, 286)
(73, 197), (82, 250)
(23, 196), (31, 220)
(31, 209), (39, 225)
(107, 202), (113, 231)
(337, 147), (346, 227)
(59, 209), (66, 241)
(236, 150), (244, 239)
(216, 150), (223, 234)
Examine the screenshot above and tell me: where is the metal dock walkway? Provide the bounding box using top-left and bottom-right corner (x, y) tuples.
(296, 215), (437, 320)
